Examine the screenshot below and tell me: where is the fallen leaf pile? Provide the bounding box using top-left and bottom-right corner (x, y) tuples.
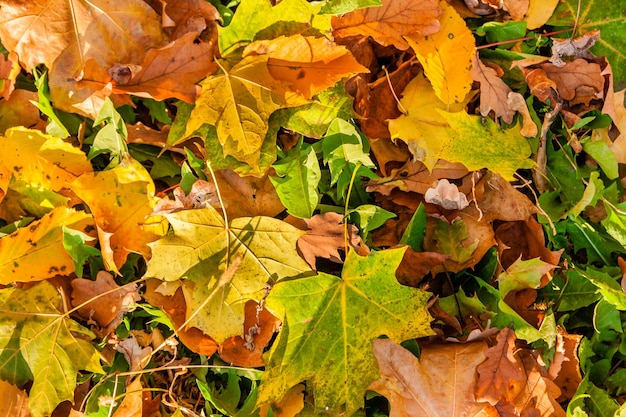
(1, 0), (626, 415)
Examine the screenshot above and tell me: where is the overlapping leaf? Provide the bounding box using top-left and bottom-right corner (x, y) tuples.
(144, 206), (310, 342)
(0, 281), (103, 417)
(258, 248), (434, 416)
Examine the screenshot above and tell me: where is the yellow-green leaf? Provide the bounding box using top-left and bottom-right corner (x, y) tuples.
(0, 206), (95, 284)
(185, 55), (307, 169)
(437, 110), (535, 180)
(0, 281), (102, 417)
(405, 1), (475, 105)
(258, 248), (434, 415)
(144, 207), (311, 342)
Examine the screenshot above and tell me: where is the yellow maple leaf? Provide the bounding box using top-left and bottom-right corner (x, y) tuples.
(388, 73), (466, 170)
(0, 206), (95, 284)
(405, 0), (475, 105)
(70, 156), (165, 274)
(244, 35), (368, 99)
(185, 55), (307, 169)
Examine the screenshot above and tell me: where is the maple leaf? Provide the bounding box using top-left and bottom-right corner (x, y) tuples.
(144, 206), (311, 342)
(70, 156), (166, 274)
(471, 56), (516, 124)
(369, 339), (498, 416)
(71, 271), (141, 333)
(81, 32), (218, 103)
(331, 0), (442, 50)
(437, 110), (535, 180)
(287, 212), (366, 270)
(498, 257), (557, 298)
(475, 328), (566, 416)
(0, 281), (103, 417)
(244, 35), (368, 99)
(387, 73), (466, 170)
(0, 127), (93, 213)
(258, 248), (434, 415)
(185, 55), (307, 168)
(405, 0), (475, 105)
(432, 217), (478, 264)
(0, 207), (95, 284)
(218, 0), (331, 57)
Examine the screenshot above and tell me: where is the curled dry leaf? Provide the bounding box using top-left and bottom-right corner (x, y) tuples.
(369, 338), (498, 417)
(116, 336), (153, 372)
(548, 327), (583, 401)
(550, 30), (600, 67)
(331, 0), (442, 50)
(471, 56), (516, 124)
(219, 300), (281, 367)
(286, 212), (367, 270)
(507, 91), (539, 137)
(475, 328), (566, 416)
(71, 271), (141, 333)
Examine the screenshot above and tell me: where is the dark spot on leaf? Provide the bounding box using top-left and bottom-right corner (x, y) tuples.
(48, 266), (59, 274)
(297, 70), (306, 80)
(399, 171), (408, 178)
(13, 165), (22, 172)
(13, 261), (18, 268)
(27, 239), (36, 247)
(448, 33), (454, 39)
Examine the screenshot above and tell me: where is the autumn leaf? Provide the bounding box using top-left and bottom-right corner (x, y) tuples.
(432, 217), (478, 264)
(331, 0), (442, 50)
(185, 55), (307, 168)
(0, 90), (40, 134)
(0, 207), (95, 285)
(405, 0), (475, 105)
(471, 56), (516, 124)
(70, 156), (165, 274)
(258, 248), (434, 416)
(82, 32), (218, 103)
(498, 257), (558, 298)
(475, 328), (566, 416)
(71, 271), (141, 332)
(369, 339), (498, 417)
(0, 281), (103, 417)
(144, 206), (311, 342)
(387, 73), (466, 170)
(437, 110), (535, 180)
(244, 35), (368, 99)
(218, 0), (331, 57)
(0, 127), (93, 213)
(0, 51), (20, 100)
(0, 379), (30, 417)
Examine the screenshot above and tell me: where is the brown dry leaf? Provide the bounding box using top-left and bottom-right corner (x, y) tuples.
(475, 328), (566, 416)
(495, 216), (563, 270)
(153, 180), (219, 214)
(539, 59), (604, 105)
(550, 30), (600, 67)
(162, 0), (220, 40)
(0, 380), (31, 417)
(259, 384), (305, 417)
(507, 91), (539, 137)
(521, 66), (558, 103)
(471, 57), (516, 124)
(395, 248), (449, 287)
(212, 170), (286, 219)
(354, 60), (422, 140)
(367, 159), (468, 196)
(0, 51), (20, 100)
(368, 138), (412, 177)
(70, 156), (166, 274)
(219, 300), (281, 367)
(548, 327), (582, 401)
(331, 0), (442, 50)
(112, 378), (142, 417)
(244, 35), (368, 99)
(0, 89), (40, 133)
(71, 271), (141, 333)
(116, 336), (152, 372)
(474, 171), (538, 222)
(369, 338), (499, 417)
(143, 279), (219, 356)
(286, 212), (367, 270)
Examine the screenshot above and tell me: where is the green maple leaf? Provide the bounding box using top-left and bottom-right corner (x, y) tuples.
(0, 281), (103, 417)
(437, 110), (535, 180)
(258, 248), (434, 415)
(497, 257), (557, 298)
(144, 206), (311, 342)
